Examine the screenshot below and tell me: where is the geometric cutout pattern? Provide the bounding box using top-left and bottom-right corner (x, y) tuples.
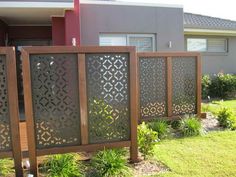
(86, 54), (130, 144)
(30, 54), (81, 149)
(0, 55), (12, 152)
(140, 57), (167, 119)
(172, 57), (197, 115)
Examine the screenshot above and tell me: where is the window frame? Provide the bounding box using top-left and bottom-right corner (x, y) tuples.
(99, 33), (156, 52)
(186, 37), (228, 53)
(127, 34), (156, 52)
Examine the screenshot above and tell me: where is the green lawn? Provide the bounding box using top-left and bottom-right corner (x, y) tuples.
(202, 100), (236, 115)
(151, 131), (236, 177)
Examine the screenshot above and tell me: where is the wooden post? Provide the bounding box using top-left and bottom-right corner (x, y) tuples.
(167, 57), (173, 117)
(6, 47), (24, 177)
(22, 49), (38, 176)
(196, 54), (202, 118)
(78, 54), (89, 145)
(130, 49), (139, 163)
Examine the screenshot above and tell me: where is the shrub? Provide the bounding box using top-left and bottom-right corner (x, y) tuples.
(170, 120), (181, 130)
(208, 73), (236, 99)
(0, 159), (14, 176)
(40, 153), (83, 177)
(202, 75), (211, 99)
(217, 107), (236, 130)
(180, 117), (202, 137)
(138, 122), (158, 159)
(91, 149), (131, 177)
(148, 119), (170, 139)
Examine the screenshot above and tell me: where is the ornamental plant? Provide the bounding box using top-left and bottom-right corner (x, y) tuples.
(138, 122), (158, 159)
(91, 149), (131, 177)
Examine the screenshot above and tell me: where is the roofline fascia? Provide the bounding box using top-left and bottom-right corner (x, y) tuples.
(184, 28), (236, 36)
(80, 0), (183, 9)
(0, 1), (73, 9)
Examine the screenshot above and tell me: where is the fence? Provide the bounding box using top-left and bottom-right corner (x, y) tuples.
(0, 47), (23, 176)
(0, 46), (201, 177)
(138, 52), (201, 121)
(21, 46), (139, 176)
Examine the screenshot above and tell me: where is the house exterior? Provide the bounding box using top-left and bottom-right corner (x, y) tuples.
(184, 13), (236, 74)
(0, 0), (236, 74)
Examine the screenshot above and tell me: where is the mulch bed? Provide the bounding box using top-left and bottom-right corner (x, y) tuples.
(132, 159), (169, 176)
(201, 113), (224, 132)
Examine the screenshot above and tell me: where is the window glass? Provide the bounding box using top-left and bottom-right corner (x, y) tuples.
(187, 38), (207, 51)
(99, 35), (127, 46)
(129, 36), (154, 52)
(99, 34), (156, 52)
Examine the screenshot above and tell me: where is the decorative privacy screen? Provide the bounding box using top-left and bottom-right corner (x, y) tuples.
(139, 57), (167, 119)
(0, 48), (23, 176)
(0, 55), (11, 152)
(30, 54), (81, 149)
(86, 54), (130, 144)
(172, 57), (197, 116)
(138, 53), (201, 121)
(22, 46), (138, 176)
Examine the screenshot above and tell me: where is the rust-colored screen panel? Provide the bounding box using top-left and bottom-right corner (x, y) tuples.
(30, 54), (81, 149)
(86, 54), (130, 144)
(172, 57), (197, 116)
(0, 55), (12, 152)
(139, 57), (167, 119)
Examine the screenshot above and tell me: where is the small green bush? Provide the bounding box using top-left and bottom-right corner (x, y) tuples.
(0, 159), (14, 176)
(138, 122), (158, 159)
(170, 120), (181, 130)
(91, 149), (131, 177)
(148, 119), (170, 139)
(202, 75), (211, 99)
(40, 153), (83, 177)
(201, 74), (236, 99)
(217, 107), (236, 130)
(180, 117), (202, 137)
(209, 74), (236, 99)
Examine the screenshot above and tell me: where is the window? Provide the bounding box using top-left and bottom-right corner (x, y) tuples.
(99, 34), (126, 46)
(187, 38), (227, 53)
(187, 38), (207, 51)
(99, 34), (156, 52)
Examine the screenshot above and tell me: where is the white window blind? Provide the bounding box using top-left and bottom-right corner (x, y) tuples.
(99, 34), (126, 46)
(208, 38), (227, 52)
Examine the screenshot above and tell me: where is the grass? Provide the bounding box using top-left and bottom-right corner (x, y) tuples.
(202, 99), (236, 115)
(152, 131), (236, 177)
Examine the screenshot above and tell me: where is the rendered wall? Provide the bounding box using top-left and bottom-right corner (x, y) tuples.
(80, 3), (185, 51)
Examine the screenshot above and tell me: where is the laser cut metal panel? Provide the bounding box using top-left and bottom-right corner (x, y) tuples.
(0, 55), (12, 152)
(86, 54), (130, 144)
(30, 54), (81, 149)
(172, 57), (197, 116)
(139, 57), (167, 119)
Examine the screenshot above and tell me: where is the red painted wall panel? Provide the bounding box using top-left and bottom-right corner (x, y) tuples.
(65, 0), (80, 45)
(52, 17), (65, 45)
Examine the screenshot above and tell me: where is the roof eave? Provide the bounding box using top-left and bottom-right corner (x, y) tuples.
(184, 28), (236, 36)
(0, 1), (73, 9)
